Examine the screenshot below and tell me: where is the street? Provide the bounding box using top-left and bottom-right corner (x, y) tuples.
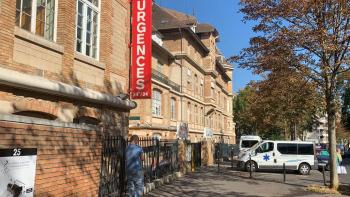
(145, 159), (350, 197)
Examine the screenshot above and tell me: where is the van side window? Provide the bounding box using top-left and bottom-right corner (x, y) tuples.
(257, 142), (274, 153)
(277, 143), (297, 154)
(241, 140), (259, 148)
(298, 144), (314, 155)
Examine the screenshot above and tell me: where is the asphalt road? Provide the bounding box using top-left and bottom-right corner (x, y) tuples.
(145, 159), (350, 197)
(145, 166), (348, 197)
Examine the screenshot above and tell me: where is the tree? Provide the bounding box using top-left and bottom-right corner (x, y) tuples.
(341, 82), (350, 130)
(233, 68), (320, 141)
(233, 86), (256, 137)
(252, 67), (321, 140)
(235, 0), (350, 189)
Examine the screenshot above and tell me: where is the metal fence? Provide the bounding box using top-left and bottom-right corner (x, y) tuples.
(99, 135), (126, 197)
(215, 143), (239, 161)
(138, 138), (179, 183)
(99, 136), (179, 196)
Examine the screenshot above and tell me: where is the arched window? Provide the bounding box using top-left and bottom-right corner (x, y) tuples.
(194, 105), (198, 124)
(152, 89), (162, 116)
(14, 111), (57, 120)
(170, 97), (176, 120)
(194, 74), (198, 95)
(200, 107), (204, 125)
(187, 102), (191, 122)
(73, 116), (100, 125)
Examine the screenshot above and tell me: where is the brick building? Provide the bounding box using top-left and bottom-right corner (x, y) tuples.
(130, 4), (236, 144)
(0, 0), (134, 196)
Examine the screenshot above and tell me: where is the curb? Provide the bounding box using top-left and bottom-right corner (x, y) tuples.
(143, 172), (183, 194)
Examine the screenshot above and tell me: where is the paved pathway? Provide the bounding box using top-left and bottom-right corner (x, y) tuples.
(145, 166), (349, 197)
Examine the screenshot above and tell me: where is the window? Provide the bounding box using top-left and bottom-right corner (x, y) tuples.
(298, 144), (314, 155)
(200, 80), (204, 97)
(76, 0), (100, 58)
(241, 140), (259, 148)
(194, 105), (198, 124)
(73, 116), (100, 125)
(277, 143), (298, 155)
(16, 0), (56, 41)
(170, 98), (176, 120)
(14, 111), (56, 120)
(157, 60), (163, 72)
(194, 74), (198, 95)
(256, 142), (274, 153)
(200, 107), (204, 125)
(152, 90), (162, 116)
(187, 102), (191, 122)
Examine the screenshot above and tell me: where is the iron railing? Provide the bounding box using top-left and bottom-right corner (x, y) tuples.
(99, 135), (126, 197)
(152, 69), (181, 92)
(214, 143), (239, 161)
(99, 136), (180, 196)
(137, 138), (179, 183)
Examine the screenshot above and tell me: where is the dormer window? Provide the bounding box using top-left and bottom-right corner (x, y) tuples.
(190, 25), (196, 33)
(152, 33), (163, 46)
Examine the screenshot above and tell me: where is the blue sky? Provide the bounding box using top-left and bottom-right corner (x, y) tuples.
(154, 0), (261, 92)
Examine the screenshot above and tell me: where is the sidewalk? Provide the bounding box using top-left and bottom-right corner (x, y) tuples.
(145, 166), (348, 197)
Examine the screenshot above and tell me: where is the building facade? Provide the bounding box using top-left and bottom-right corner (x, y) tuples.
(130, 4), (236, 144)
(305, 116), (329, 144)
(0, 0), (134, 195)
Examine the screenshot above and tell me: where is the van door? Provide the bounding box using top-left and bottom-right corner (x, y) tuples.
(252, 142), (275, 169)
(297, 144), (315, 167)
(276, 143), (298, 169)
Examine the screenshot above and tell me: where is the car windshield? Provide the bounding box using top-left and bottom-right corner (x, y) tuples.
(241, 140), (259, 148)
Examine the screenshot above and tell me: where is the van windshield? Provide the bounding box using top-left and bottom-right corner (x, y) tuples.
(241, 140), (259, 148)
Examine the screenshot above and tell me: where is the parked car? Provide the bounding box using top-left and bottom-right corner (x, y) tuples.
(238, 140), (316, 175)
(315, 143), (327, 156)
(317, 149), (330, 171)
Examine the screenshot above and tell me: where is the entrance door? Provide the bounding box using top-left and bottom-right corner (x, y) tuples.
(252, 142), (275, 169)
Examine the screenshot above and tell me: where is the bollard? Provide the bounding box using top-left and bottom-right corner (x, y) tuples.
(283, 163), (286, 183)
(217, 149), (220, 173)
(249, 155), (252, 179)
(231, 149), (234, 169)
(322, 165), (326, 186)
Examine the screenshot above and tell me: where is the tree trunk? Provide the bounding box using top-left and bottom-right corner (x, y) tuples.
(284, 127), (288, 140)
(290, 123), (296, 141)
(284, 121), (288, 140)
(326, 78), (339, 190)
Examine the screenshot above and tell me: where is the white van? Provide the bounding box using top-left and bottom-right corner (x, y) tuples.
(239, 135), (262, 153)
(238, 140), (316, 175)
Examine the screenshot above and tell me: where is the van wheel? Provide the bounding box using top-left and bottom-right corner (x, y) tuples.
(298, 163), (310, 175)
(245, 161), (257, 172)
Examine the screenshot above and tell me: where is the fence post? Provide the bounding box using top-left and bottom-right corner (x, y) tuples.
(322, 165), (326, 186)
(283, 163), (286, 183)
(249, 155), (252, 179)
(156, 138), (160, 179)
(217, 145), (220, 173)
(231, 148), (234, 169)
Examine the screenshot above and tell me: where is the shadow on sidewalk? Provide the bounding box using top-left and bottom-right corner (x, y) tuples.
(145, 167), (315, 197)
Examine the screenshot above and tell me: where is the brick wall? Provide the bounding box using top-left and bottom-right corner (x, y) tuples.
(0, 120), (102, 196)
